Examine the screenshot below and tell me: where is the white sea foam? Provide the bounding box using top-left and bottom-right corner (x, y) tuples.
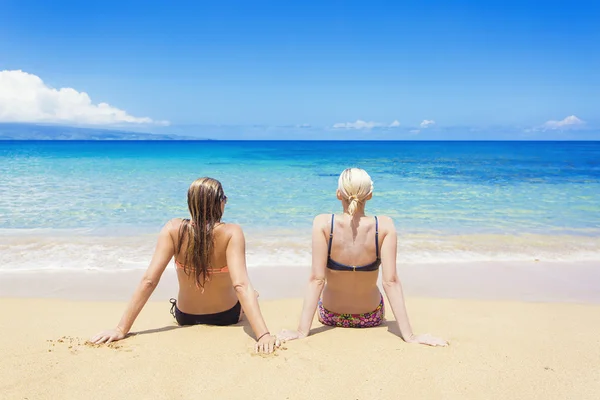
(1, 229), (599, 272)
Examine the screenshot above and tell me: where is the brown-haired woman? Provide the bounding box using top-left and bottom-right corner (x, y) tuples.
(91, 177), (279, 354)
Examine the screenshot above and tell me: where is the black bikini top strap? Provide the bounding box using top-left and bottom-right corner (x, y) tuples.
(328, 214), (335, 257)
(374, 216), (380, 259)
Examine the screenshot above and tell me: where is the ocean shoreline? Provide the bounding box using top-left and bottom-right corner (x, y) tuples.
(2, 230), (600, 272)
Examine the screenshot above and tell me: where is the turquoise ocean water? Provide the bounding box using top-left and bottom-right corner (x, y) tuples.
(1, 140), (599, 270)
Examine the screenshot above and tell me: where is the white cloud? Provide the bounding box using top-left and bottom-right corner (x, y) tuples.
(332, 119), (401, 130)
(0, 70), (169, 126)
(420, 119), (435, 128)
(409, 129), (420, 134)
(332, 120), (384, 130)
(542, 115), (585, 130)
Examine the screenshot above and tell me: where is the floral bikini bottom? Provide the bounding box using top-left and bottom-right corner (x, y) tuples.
(318, 296), (385, 328)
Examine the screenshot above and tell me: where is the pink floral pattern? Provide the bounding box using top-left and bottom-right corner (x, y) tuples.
(318, 296), (384, 328)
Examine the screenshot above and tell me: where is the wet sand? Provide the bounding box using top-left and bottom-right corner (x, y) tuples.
(1, 261), (599, 303)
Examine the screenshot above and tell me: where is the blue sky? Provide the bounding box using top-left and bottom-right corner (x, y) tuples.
(1, 0), (599, 139)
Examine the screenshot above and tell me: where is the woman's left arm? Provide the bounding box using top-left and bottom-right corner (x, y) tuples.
(91, 221), (176, 344)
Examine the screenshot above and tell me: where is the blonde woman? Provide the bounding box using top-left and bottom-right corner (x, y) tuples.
(91, 177), (279, 354)
(279, 168), (447, 346)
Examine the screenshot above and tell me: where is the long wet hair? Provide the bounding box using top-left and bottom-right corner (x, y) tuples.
(176, 177), (226, 288)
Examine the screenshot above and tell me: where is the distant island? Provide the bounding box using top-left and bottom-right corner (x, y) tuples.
(0, 123), (199, 140)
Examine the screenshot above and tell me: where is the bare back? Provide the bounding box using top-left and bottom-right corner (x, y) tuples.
(168, 218), (239, 314)
(317, 213), (391, 314)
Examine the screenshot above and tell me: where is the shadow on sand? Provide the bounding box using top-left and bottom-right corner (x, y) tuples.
(128, 325), (182, 338)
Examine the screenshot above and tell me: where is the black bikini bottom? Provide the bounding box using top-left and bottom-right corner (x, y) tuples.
(169, 298), (241, 326)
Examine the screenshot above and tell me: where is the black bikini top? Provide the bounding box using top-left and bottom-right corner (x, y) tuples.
(326, 214), (381, 272)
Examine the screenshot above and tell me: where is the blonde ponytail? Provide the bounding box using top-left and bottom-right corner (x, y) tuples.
(338, 168), (373, 216)
(347, 195), (360, 216)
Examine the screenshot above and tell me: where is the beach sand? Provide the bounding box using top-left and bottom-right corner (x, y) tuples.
(2, 261), (600, 399)
(1, 295), (600, 399)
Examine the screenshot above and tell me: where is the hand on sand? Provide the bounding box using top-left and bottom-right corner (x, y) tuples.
(276, 329), (306, 342)
(90, 328), (126, 344)
(406, 333), (448, 347)
(255, 334), (280, 354)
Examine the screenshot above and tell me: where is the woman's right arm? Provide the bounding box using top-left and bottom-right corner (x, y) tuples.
(296, 215), (328, 337)
(90, 220), (176, 344)
(278, 214), (327, 341)
(380, 217), (448, 347)
(226, 224), (278, 354)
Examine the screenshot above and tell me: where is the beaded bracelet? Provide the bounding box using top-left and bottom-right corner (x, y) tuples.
(256, 332), (270, 341)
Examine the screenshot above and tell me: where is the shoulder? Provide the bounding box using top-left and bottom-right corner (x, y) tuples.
(313, 213), (332, 229)
(218, 223), (245, 251)
(217, 222), (244, 239)
(162, 218), (184, 238)
(375, 215), (396, 232)
(165, 218), (184, 231)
